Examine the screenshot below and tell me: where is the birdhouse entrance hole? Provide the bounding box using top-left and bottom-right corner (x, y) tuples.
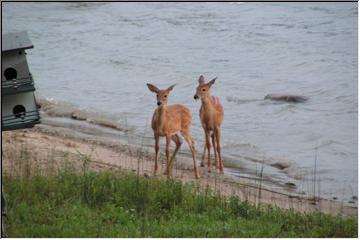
(4, 67), (17, 80)
(13, 105), (26, 118)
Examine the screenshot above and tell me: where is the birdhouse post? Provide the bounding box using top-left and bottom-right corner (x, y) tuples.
(1, 31), (41, 237)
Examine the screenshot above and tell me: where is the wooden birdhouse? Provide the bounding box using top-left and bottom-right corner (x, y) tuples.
(2, 31), (40, 131)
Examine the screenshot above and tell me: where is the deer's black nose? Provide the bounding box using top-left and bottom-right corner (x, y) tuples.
(157, 102), (161, 106)
(194, 95), (198, 100)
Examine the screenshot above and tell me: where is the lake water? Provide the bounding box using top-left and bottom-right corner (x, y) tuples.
(3, 2), (358, 200)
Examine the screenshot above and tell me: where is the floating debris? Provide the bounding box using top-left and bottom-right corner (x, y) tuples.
(264, 94), (308, 103)
(271, 162), (290, 170)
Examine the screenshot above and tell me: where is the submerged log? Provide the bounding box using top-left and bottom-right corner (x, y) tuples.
(264, 94), (308, 103)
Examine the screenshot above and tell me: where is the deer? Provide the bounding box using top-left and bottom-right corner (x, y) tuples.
(194, 75), (224, 174)
(147, 83), (200, 179)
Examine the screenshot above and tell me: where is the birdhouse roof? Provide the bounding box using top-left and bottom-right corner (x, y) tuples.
(2, 31), (34, 53)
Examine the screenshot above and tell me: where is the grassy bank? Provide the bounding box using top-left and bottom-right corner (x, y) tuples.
(3, 166), (357, 238)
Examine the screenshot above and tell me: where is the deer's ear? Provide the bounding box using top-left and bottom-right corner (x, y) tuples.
(147, 83), (159, 93)
(198, 75), (205, 84)
(167, 84), (176, 92)
(208, 77), (217, 86)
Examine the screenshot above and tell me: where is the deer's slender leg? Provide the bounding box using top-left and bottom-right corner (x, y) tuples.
(168, 134), (182, 176)
(154, 134), (160, 175)
(182, 131), (200, 179)
(214, 128), (224, 174)
(164, 134), (172, 176)
(211, 132), (219, 168)
(204, 130), (212, 173)
(201, 144), (207, 167)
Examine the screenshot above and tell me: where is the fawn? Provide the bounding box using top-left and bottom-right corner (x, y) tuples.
(147, 83), (200, 179)
(194, 75), (224, 173)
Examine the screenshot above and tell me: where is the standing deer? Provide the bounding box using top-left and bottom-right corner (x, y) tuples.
(147, 83), (200, 179)
(194, 75), (224, 174)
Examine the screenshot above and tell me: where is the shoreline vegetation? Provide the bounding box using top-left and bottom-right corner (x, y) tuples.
(2, 126), (358, 237)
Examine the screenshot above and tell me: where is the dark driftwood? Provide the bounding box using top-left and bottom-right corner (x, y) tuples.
(264, 94), (308, 103)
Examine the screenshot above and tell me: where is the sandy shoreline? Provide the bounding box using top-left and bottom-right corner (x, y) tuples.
(2, 124), (357, 217)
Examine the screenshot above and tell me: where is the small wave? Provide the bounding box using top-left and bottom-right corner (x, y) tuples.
(317, 139), (344, 149)
(36, 97), (130, 132)
(309, 6), (333, 14)
(318, 20), (334, 26)
(294, 61), (307, 67)
(63, 2), (108, 10)
(269, 23), (294, 29)
(211, 59), (230, 63)
(164, 18), (182, 26)
(109, 59), (126, 65)
(228, 2), (246, 5)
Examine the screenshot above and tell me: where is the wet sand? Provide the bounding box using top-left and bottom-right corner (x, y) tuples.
(2, 123), (357, 217)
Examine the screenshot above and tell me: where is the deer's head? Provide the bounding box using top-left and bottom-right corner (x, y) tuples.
(194, 75), (217, 100)
(147, 83), (176, 107)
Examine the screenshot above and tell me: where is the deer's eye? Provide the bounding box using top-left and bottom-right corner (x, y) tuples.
(202, 89), (206, 92)
(156, 94), (159, 97)
(164, 95), (167, 98)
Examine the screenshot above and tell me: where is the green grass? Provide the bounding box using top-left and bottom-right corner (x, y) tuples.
(3, 168), (357, 238)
